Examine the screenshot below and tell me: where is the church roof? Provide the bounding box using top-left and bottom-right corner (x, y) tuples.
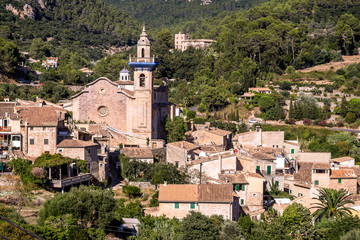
(120, 67), (130, 74)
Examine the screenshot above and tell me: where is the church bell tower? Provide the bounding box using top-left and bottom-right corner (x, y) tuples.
(128, 26), (158, 140)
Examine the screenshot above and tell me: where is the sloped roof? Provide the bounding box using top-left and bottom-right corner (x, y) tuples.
(121, 148), (153, 159)
(294, 162), (313, 185)
(219, 173), (248, 184)
(57, 139), (98, 148)
(17, 106), (62, 126)
(158, 184), (233, 203)
(312, 162), (330, 169)
(330, 169), (357, 179)
(120, 67), (131, 73)
(0, 102), (18, 119)
(167, 141), (199, 151)
(331, 157), (355, 163)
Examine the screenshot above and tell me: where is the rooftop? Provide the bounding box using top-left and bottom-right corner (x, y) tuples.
(17, 106), (64, 126)
(312, 162), (330, 169)
(57, 139), (98, 148)
(159, 184), (233, 203)
(294, 162), (313, 185)
(121, 148), (153, 159)
(167, 141), (199, 151)
(218, 173), (248, 184)
(331, 156), (355, 163)
(330, 169), (357, 179)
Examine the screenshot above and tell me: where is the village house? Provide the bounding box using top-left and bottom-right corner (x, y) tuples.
(166, 141), (200, 168)
(186, 127), (232, 149)
(174, 32), (216, 51)
(121, 147), (154, 164)
(248, 87), (272, 94)
(154, 183), (240, 221)
(56, 139), (107, 181)
(233, 127), (284, 149)
(42, 57), (58, 69)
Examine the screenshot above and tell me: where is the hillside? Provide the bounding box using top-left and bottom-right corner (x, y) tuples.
(0, 0), (140, 60)
(106, 0), (267, 32)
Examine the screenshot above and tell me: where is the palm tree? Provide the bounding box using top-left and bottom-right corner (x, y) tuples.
(311, 188), (354, 221)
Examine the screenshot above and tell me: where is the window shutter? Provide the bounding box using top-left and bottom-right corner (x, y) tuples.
(175, 203), (179, 209)
(338, 179), (342, 183)
(240, 199), (244, 205)
(242, 185), (245, 191)
(236, 185), (240, 191)
(315, 180), (319, 185)
(291, 149), (294, 154)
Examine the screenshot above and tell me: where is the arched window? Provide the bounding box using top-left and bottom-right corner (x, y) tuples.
(141, 48), (145, 58)
(140, 74), (145, 87)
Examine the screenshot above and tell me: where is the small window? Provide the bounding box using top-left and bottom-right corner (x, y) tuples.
(240, 199), (244, 205)
(87, 149), (91, 154)
(289, 189), (292, 194)
(141, 48), (145, 58)
(291, 149), (295, 154)
(30, 139), (34, 145)
(43, 127), (46, 131)
(139, 74), (145, 87)
(298, 193), (303, 197)
(175, 161), (179, 168)
(190, 203), (195, 209)
(44, 139), (49, 145)
(59, 149), (63, 153)
(174, 203), (179, 209)
(315, 180), (319, 185)
(45, 151), (49, 153)
(235, 184), (240, 191)
(256, 166), (260, 171)
(338, 179), (342, 183)
(30, 127), (34, 130)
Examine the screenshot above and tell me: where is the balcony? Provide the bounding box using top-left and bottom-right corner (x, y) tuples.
(0, 140), (9, 147)
(50, 173), (91, 188)
(129, 55), (158, 63)
(0, 126), (11, 132)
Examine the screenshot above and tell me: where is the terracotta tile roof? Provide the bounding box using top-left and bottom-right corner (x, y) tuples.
(249, 87), (271, 92)
(189, 153), (236, 165)
(167, 141), (199, 151)
(245, 172), (265, 179)
(121, 148), (153, 159)
(284, 141), (300, 146)
(330, 169), (357, 179)
(199, 145), (224, 153)
(331, 156), (355, 163)
(158, 184), (234, 203)
(119, 88), (135, 97)
(312, 162), (330, 169)
(57, 139), (98, 148)
(251, 152), (276, 160)
(198, 184), (233, 202)
(219, 173), (248, 184)
(208, 128), (232, 136)
(0, 102), (18, 119)
(159, 184), (198, 202)
(115, 80), (134, 85)
(17, 106), (63, 126)
(294, 162), (313, 185)
(88, 124), (107, 136)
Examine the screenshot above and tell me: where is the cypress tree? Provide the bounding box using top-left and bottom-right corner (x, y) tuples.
(289, 99), (294, 119)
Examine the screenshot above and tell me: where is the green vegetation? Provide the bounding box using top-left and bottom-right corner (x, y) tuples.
(165, 116), (188, 143)
(311, 188), (354, 221)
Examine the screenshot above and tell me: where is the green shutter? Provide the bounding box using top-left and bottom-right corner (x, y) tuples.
(175, 203), (179, 209)
(289, 189), (292, 194)
(267, 166), (271, 175)
(291, 149), (294, 154)
(240, 199), (244, 205)
(338, 179), (342, 183)
(275, 181), (279, 185)
(236, 185), (240, 191)
(315, 180), (319, 185)
(256, 166), (260, 171)
(190, 203), (195, 209)
(242, 185), (245, 191)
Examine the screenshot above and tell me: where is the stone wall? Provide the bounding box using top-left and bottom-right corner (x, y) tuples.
(261, 131), (284, 147)
(330, 178), (357, 194)
(129, 182), (156, 190)
(166, 145), (187, 167)
(23, 126), (57, 158)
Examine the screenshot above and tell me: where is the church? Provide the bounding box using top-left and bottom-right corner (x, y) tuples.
(65, 27), (171, 148)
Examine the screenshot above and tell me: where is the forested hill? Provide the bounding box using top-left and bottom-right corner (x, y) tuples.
(106, 0), (267, 30)
(0, 0), (140, 60)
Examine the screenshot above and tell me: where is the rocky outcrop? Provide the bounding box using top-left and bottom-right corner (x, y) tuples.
(5, 3), (35, 20)
(38, 0), (46, 9)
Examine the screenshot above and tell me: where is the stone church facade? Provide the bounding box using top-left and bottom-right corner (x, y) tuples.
(66, 27), (171, 147)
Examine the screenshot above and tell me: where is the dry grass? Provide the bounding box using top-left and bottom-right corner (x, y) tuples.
(298, 54), (360, 73)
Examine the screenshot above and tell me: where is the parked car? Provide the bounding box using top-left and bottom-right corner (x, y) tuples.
(248, 119), (258, 124)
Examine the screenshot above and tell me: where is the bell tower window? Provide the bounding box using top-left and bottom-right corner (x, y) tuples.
(140, 74), (145, 87)
(141, 48), (145, 58)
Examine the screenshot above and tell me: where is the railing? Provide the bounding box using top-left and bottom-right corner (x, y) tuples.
(0, 127), (11, 132)
(129, 56), (158, 63)
(50, 173), (91, 188)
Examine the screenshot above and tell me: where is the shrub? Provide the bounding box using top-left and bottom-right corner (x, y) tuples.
(318, 121), (327, 127)
(186, 110), (196, 119)
(122, 185), (141, 198)
(345, 112), (357, 124)
(285, 119), (296, 125)
(149, 191), (159, 207)
(303, 119), (312, 126)
(337, 121), (345, 127)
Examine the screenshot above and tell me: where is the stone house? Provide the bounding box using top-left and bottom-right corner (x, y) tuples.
(166, 141), (200, 168)
(233, 127), (284, 149)
(174, 32), (215, 51)
(156, 184), (240, 221)
(56, 139), (107, 181)
(331, 157), (355, 167)
(121, 148), (154, 164)
(42, 57), (58, 69)
(186, 127), (232, 149)
(17, 105), (66, 159)
(329, 168), (358, 194)
(248, 87), (271, 94)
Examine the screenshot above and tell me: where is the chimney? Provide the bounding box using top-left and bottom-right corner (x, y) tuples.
(218, 155), (222, 174)
(181, 142), (184, 148)
(164, 181), (167, 186)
